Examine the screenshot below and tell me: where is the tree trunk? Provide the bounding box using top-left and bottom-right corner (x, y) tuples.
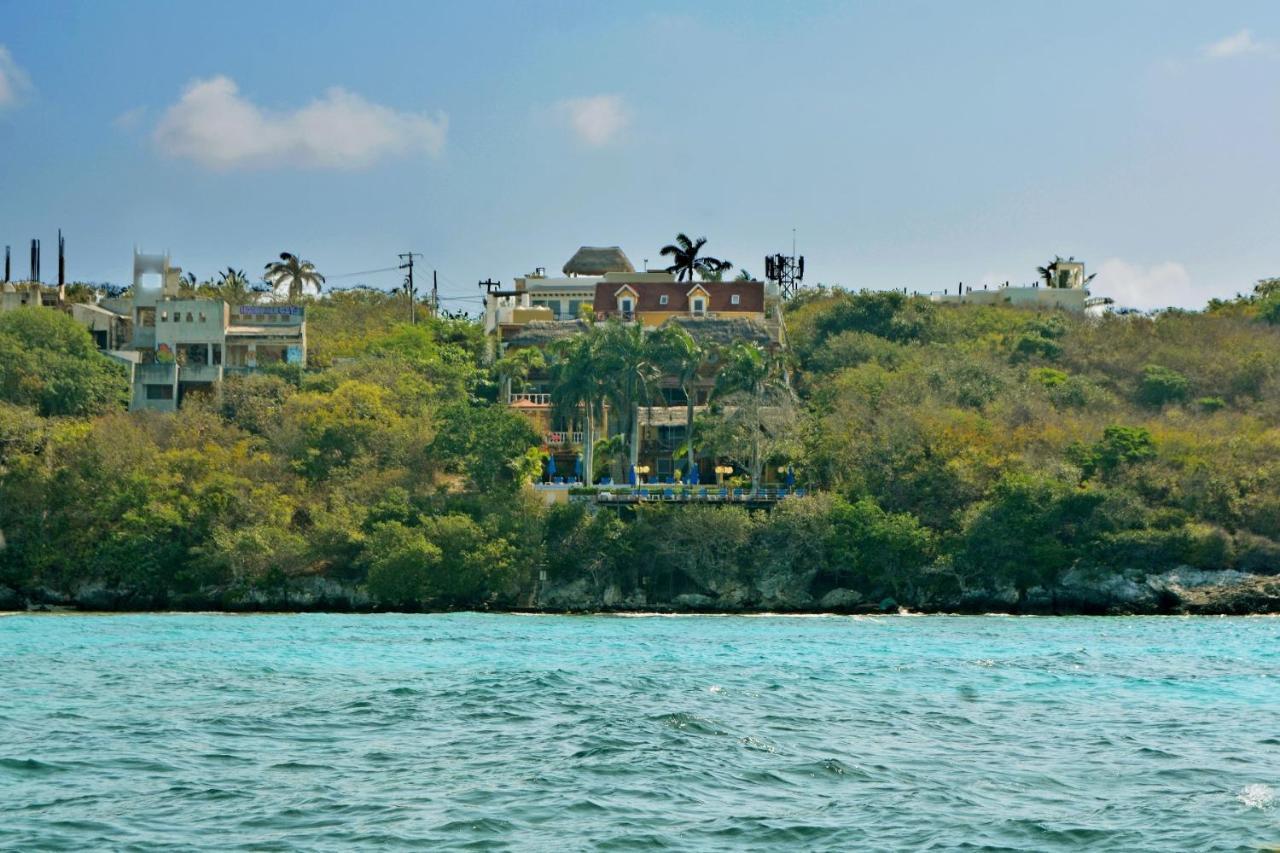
(629, 404), (640, 469)
(584, 405), (595, 485)
(685, 385), (695, 479)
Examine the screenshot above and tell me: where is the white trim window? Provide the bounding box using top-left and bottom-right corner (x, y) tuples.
(692, 297), (706, 315)
(619, 297), (634, 315)
(730, 293), (741, 306)
(659, 294), (669, 306)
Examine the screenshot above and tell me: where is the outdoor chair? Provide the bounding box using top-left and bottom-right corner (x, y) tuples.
(795, 488), (806, 497)
(697, 488), (708, 499)
(733, 488), (744, 499)
(663, 488), (675, 500)
(718, 487), (728, 499)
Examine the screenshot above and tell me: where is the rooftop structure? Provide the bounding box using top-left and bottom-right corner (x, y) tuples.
(562, 245), (635, 276)
(929, 259), (1111, 313)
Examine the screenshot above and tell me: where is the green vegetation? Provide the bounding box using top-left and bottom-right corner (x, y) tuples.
(1, 283), (1278, 612)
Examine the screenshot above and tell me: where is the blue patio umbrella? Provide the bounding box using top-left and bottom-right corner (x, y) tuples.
(628, 465), (637, 486)
(785, 465), (795, 487)
(689, 462), (700, 485)
(575, 454), (583, 482)
(547, 454), (557, 481)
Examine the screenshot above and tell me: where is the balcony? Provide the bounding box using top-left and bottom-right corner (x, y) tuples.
(544, 431), (584, 447)
(137, 362), (176, 383)
(510, 392), (552, 406)
(180, 363), (222, 383)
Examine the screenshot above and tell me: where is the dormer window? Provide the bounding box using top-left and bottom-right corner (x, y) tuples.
(692, 298), (706, 315)
(620, 297), (634, 315)
(730, 293), (741, 306)
(659, 294), (669, 306)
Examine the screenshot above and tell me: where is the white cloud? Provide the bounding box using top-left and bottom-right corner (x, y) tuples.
(153, 76), (447, 170)
(0, 46), (31, 109)
(557, 94), (628, 147)
(113, 106), (147, 130)
(1093, 258), (1200, 310)
(1202, 29), (1267, 59)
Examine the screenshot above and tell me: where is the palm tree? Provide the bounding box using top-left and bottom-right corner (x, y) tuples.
(493, 347), (545, 403)
(714, 342), (792, 494)
(178, 271), (199, 296)
(549, 329), (606, 484)
(735, 269), (753, 281)
(596, 320), (665, 473)
(216, 268), (253, 305)
(264, 252), (325, 302)
(650, 325), (704, 480)
(660, 233), (732, 283)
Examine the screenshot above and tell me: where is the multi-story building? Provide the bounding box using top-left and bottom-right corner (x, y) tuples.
(1, 248), (306, 412)
(124, 250), (306, 411)
(486, 245), (786, 485)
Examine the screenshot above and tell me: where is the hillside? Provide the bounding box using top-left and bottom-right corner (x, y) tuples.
(1, 285), (1278, 613)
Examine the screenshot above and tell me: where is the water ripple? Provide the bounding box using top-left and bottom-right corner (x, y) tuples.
(2, 612), (1278, 850)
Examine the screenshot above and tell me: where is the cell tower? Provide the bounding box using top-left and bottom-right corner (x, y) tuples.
(764, 252), (805, 300)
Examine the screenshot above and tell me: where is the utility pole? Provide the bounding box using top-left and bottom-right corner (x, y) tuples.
(431, 270), (439, 318)
(398, 252), (422, 324)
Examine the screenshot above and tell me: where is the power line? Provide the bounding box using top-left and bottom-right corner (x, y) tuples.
(325, 265), (401, 280)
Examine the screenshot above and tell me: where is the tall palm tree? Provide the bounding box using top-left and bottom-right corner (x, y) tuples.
(650, 325), (704, 479)
(714, 342), (791, 494)
(660, 233), (732, 283)
(549, 329), (606, 484)
(216, 267), (253, 305)
(178, 271), (199, 296)
(264, 252), (325, 302)
(596, 320), (665, 473)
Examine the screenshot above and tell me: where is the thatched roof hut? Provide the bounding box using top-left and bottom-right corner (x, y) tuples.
(562, 246), (635, 276)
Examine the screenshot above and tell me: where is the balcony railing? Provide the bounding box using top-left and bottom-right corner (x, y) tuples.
(179, 363), (222, 383)
(137, 362), (176, 382)
(544, 431), (584, 446)
(510, 392), (551, 405)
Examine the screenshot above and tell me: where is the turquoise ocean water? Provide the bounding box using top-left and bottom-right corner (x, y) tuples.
(1, 613), (1278, 850)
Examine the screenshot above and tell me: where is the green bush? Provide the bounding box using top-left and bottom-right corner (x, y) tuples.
(1138, 364), (1190, 407)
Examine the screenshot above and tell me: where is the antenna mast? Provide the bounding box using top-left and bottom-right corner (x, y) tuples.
(764, 234), (805, 301)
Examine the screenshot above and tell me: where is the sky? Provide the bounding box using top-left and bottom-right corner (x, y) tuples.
(1, 0), (1279, 311)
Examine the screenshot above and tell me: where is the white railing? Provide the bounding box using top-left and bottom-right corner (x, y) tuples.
(544, 431), (584, 446)
(510, 392), (551, 405)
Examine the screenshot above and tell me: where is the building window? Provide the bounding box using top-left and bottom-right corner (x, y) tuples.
(730, 294), (741, 306)
(145, 384), (174, 400)
(692, 298), (706, 314)
(620, 298), (634, 315)
(186, 312), (194, 322)
(161, 311), (169, 322)
(659, 294), (669, 306)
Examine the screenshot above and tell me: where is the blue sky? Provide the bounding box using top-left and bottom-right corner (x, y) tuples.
(1, 1), (1278, 310)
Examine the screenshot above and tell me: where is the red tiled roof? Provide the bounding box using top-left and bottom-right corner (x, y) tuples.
(592, 280), (764, 315)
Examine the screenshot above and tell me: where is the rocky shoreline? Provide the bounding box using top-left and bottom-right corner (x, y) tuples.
(4, 565), (1279, 616)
